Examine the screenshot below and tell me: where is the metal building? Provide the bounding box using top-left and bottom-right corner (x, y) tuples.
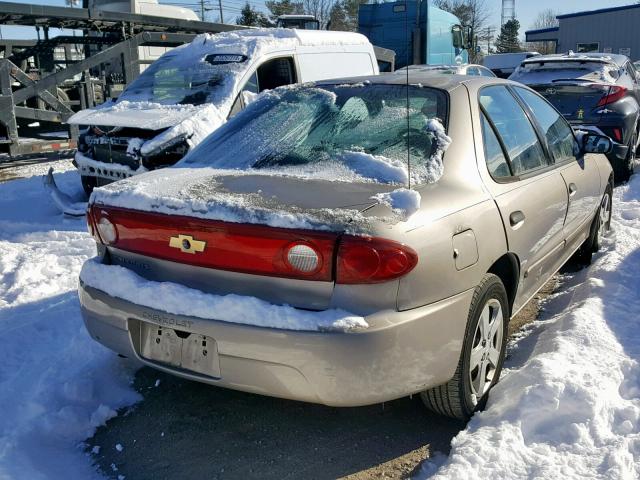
(525, 4), (640, 61)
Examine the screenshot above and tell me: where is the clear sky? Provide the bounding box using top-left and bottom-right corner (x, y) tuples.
(0, 0), (636, 39)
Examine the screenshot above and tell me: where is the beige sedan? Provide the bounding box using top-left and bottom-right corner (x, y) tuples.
(79, 74), (613, 420)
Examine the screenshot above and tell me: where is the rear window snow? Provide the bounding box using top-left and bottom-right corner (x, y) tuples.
(511, 60), (621, 85)
(179, 83), (450, 186)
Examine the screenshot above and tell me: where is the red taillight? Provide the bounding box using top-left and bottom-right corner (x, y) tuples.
(611, 127), (623, 142)
(91, 206), (337, 281)
(596, 85), (627, 107)
(86, 206), (103, 244)
(336, 236), (418, 284)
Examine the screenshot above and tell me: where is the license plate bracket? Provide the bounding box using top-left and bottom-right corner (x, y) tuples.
(139, 322), (221, 378)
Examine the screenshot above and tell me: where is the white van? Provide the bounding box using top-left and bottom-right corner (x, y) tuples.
(68, 28), (379, 193)
(482, 52), (540, 78)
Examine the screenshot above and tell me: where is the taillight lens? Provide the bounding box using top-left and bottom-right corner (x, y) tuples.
(336, 236), (418, 284)
(96, 216), (118, 244)
(285, 243), (321, 274)
(596, 85), (627, 106)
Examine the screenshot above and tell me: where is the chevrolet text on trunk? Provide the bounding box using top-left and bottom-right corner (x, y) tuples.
(68, 29), (380, 194)
(79, 73), (614, 420)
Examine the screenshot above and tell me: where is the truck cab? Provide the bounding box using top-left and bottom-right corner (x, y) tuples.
(358, 0), (469, 69)
(276, 15), (320, 30)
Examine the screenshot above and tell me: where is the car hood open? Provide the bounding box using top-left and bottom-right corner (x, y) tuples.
(67, 102), (210, 131)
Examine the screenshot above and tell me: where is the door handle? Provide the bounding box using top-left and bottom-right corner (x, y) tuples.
(568, 183), (578, 197)
(509, 210), (525, 227)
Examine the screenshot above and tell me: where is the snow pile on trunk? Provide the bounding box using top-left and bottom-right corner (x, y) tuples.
(0, 163), (140, 479)
(372, 188), (421, 220)
(80, 259), (368, 332)
(338, 151), (409, 184)
(90, 167), (373, 232)
(420, 174), (640, 479)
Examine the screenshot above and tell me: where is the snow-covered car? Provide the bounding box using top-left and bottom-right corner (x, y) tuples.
(395, 63), (496, 77)
(68, 29), (379, 194)
(510, 52), (640, 182)
(79, 74), (613, 420)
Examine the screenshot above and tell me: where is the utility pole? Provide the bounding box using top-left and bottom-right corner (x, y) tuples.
(485, 26), (495, 54)
(199, 0), (206, 21)
(218, 0), (224, 23)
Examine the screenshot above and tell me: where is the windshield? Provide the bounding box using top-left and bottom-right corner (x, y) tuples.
(180, 84), (449, 185)
(117, 50), (248, 106)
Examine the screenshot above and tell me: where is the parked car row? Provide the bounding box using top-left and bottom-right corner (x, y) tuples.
(75, 36), (616, 422)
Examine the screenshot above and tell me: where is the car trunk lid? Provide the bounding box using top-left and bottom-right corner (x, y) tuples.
(529, 83), (612, 124)
(89, 168), (408, 310)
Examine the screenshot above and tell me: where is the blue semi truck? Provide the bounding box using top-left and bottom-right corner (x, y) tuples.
(358, 0), (471, 70)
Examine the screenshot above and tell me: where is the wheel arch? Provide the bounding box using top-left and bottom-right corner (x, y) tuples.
(487, 252), (520, 315)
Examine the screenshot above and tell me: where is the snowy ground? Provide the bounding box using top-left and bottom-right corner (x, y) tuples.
(0, 163), (638, 479)
(0, 161), (140, 479)
(419, 174), (640, 479)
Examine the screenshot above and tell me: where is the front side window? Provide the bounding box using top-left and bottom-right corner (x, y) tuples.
(514, 87), (577, 163)
(479, 86), (548, 176)
(181, 84), (449, 185)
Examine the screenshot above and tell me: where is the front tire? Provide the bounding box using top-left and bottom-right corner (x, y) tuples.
(575, 184), (613, 265)
(421, 274), (509, 420)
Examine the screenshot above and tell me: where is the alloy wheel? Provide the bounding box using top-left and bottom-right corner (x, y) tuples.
(599, 191), (612, 239)
(469, 298), (504, 404)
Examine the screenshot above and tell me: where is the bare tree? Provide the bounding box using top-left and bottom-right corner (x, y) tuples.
(433, 0), (491, 62)
(303, 0), (335, 28)
(526, 8), (559, 54)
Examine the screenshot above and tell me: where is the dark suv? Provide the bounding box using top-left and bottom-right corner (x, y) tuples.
(510, 52), (639, 181)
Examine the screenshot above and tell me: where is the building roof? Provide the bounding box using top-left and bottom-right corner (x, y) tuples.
(556, 4), (640, 20)
(525, 26), (559, 35)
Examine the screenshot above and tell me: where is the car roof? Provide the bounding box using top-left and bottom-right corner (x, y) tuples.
(315, 71), (507, 91)
(523, 52), (627, 67)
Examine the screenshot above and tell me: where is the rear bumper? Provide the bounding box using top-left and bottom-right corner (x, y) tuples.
(79, 281), (473, 407)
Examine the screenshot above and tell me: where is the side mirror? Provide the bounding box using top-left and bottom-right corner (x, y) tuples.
(452, 25), (473, 50)
(581, 133), (614, 154)
(452, 25), (464, 49)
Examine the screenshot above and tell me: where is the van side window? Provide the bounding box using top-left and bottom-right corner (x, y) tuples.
(257, 57), (296, 91)
(481, 112), (512, 179)
(479, 86), (548, 176)
(514, 87), (577, 164)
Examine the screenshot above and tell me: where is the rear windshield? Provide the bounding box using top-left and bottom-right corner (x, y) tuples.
(510, 60), (620, 84)
(179, 84), (449, 185)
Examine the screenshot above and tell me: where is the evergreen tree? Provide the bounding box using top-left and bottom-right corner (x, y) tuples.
(495, 19), (521, 53)
(236, 2), (270, 27)
(265, 0), (304, 24)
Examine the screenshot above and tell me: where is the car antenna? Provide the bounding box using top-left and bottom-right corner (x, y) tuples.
(404, 0), (412, 189)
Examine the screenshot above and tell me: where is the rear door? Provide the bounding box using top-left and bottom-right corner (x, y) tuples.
(478, 85), (569, 312)
(514, 86), (602, 251)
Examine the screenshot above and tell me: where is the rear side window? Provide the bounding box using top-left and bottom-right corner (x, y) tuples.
(481, 112), (512, 179)
(514, 87), (577, 164)
(479, 86), (548, 176)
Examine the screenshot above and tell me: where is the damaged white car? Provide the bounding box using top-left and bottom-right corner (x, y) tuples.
(68, 28), (379, 194)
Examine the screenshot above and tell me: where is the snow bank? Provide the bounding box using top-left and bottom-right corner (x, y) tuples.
(80, 258), (368, 332)
(419, 174), (640, 479)
(0, 165), (140, 479)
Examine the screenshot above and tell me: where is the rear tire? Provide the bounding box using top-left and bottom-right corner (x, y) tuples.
(421, 274), (509, 421)
(575, 183), (613, 265)
(613, 132), (636, 183)
(81, 175), (97, 197)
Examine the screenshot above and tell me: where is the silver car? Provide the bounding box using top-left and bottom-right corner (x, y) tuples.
(79, 74), (613, 420)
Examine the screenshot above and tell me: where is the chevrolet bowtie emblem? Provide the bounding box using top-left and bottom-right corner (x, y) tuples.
(168, 234), (206, 254)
